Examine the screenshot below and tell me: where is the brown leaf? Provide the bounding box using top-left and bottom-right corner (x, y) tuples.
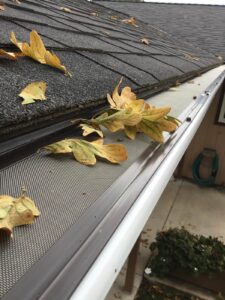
(45, 139), (128, 165)
(122, 17), (138, 27)
(110, 15), (118, 20)
(184, 53), (199, 61)
(13, 0), (21, 3)
(11, 30), (71, 76)
(0, 189), (40, 237)
(141, 38), (150, 45)
(0, 2), (5, 11)
(19, 81), (47, 105)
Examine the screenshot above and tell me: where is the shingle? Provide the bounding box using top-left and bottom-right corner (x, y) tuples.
(98, 2), (225, 58)
(0, 0), (221, 139)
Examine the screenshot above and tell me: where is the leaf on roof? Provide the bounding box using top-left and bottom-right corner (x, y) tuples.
(0, 2), (5, 11)
(60, 7), (72, 13)
(19, 81), (47, 105)
(90, 12), (99, 16)
(13, 0), (21, 3)
(45, 139), (127, 166)
(80, 123), (103, 138)
(110, 15), (118, 20)
(0, 49), (20, 60)
(10, 30), (71, 77)
(122, 17), (138, 27)
(141, 38), (150, 45)
(0, 188), (40, 237)
(184, 53), (199, 61)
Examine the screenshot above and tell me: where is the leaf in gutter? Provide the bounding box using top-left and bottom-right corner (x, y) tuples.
(137, 120), (164, 143)
(80, 123), (103, 138)
(122, 17), (138, 27)
(45, 139), (128, 166)
(95, 110), (142, 132)
(0, 189), (40, 237)
(141, 38), (150, 45)
(60, 7), (72, 13)
(10, 30), (71, 76)
(19, 81), (47, 105)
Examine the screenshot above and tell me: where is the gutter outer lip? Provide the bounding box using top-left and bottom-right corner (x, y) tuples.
(2, 70), (225, 300)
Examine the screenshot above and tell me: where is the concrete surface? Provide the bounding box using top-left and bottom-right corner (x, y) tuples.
(105, 179), (225, 300)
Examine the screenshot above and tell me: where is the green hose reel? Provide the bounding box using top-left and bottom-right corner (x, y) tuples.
(192, 148), (219, 186)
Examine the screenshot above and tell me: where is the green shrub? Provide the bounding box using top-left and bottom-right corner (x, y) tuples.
(149, 228), (225, 277)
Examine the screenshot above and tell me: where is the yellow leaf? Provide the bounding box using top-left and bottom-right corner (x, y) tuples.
(19, 81), (47, 105)
(156, 118), (178, 132)
(0, 190), (40, 237)
(11, 30), (71, 76)
(95, 110), (142, 132)
(107, 78), (145, 112)
(122, 17), (138, 27)
(60, 7), (72, 13)
(141, 38), (150, 45)
(45, 139), (128, 165)
(45, 139), (73, 153)
(124, 126), (137, 140)
(137, 120), (164, 143)
(0, 49), (18, 60)
(80, 123), (103, 138)
(142, 107), (171, 121)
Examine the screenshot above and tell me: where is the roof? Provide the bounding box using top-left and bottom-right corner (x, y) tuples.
(97, 1), (225, 58)
(0, 0), (221, 140)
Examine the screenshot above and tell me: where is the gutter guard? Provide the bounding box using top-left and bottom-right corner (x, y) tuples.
(1, 68), (225, 300)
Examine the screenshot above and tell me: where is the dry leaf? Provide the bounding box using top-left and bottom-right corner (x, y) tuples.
(60, 7), (71, 13)
(122, 17), (138, 27)
(0, 2), (5, 11)
(0, 49), (19, 60)
(0, 188), (40, 237)
(169, 87), (179, 91)
(19, 81), (47, 105)
(95, 110), (142, 133)
(11, 30), (71, 76)
(80, 123), (103, 138)
(13, 0), (21, 3)
(184, 53), (199, 61)
(103, 78), (180, 143)
(141, 38), (150, 45)
(110, 15), (118, 20)
(90, 12), (98, 16)
(45, 139), (127, 165)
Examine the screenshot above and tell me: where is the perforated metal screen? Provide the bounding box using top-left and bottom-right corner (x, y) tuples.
(0, 132), (152, 298)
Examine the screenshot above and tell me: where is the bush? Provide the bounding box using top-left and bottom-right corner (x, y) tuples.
(149, 228), (225, 277)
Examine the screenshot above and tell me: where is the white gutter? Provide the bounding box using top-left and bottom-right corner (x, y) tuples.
(70, 68), (225, 300)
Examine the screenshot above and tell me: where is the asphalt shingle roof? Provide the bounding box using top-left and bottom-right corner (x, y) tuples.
(98, 1), (225, 58)
(0, 0), (221, 140)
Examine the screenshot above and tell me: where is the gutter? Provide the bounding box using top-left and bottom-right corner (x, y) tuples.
(70, 69), (225, 300)
(1, 67), (224, 300)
